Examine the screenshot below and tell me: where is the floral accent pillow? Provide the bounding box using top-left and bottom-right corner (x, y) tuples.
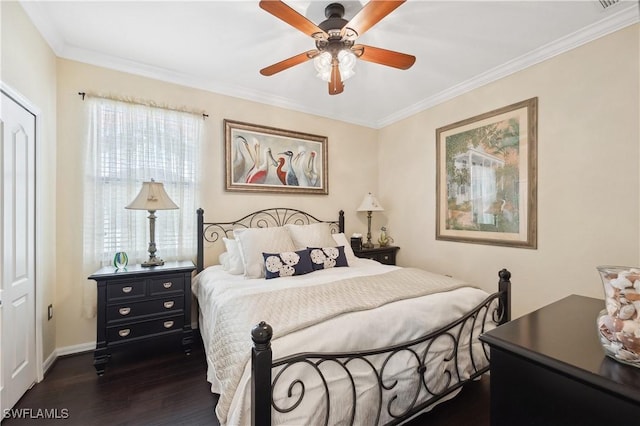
(308, 246), (349, 270)
(262, 249), (313, 279)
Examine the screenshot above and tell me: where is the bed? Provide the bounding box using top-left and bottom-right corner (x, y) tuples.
(193, 208), (511, 426)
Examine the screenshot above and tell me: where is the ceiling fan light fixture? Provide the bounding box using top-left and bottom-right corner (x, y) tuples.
(314, 49), (356, 83)
(314, 51), (333, 82)
(338, 49), (356, 81)
(259, 1), (414, 95)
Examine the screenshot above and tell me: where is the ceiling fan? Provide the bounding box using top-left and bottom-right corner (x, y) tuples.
(259, 0), (416, 95)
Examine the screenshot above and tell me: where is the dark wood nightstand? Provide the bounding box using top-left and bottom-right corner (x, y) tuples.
(88, 260), (195, 375)
(480, 295), (640, 425)
(353, 245), (399, 265)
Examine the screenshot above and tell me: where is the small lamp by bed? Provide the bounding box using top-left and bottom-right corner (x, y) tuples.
(125, 179), (178, 267)
(357, 192), (384, 249)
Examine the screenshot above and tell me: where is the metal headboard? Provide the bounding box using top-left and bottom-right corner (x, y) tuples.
(196, 208), (345, 272)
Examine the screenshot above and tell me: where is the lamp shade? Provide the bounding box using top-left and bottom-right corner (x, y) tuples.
(357, 192), (384, 212)
(125, 180), (178, 211)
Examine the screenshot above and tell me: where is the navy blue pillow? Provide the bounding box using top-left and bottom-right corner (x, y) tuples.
(262, 249), (313, 279)
(308, 246), (349, 270)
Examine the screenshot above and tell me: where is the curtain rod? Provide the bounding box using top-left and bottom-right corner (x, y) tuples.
(78, 92), (208, 119)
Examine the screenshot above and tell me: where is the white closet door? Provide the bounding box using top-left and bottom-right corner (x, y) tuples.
(1, 89), (37, 418)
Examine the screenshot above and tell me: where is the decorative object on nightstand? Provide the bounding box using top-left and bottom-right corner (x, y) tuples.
(125, 179), (178, 267)
(378, 226), (393, 247)
(357, 192), (384, 249)
(596, 265), (640, 367)
(113, 251), (128, 269)
(88, 260), (196, 375)
(353, 245), (399, 266)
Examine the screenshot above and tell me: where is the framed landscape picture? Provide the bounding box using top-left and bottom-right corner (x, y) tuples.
(225, 120), (328, 194)
(436, 97), (538, 249)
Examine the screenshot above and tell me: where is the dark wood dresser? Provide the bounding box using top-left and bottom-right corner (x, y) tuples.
(88, 260), (195, 375)
(480, 295), (640, 425)
(353, 245), (399, 265)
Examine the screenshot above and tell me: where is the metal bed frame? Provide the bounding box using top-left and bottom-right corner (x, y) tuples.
(195, 208), (511, 426)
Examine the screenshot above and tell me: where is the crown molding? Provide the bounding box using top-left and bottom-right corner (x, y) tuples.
(375, 3), (640, 128)
(20, 1), (638, 130)
(19, 1), (66, 55)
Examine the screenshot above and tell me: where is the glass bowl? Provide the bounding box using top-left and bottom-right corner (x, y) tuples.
(596, 266), (640, 367)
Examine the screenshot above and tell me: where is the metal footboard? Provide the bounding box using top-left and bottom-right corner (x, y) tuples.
(251, 269), (512, 425)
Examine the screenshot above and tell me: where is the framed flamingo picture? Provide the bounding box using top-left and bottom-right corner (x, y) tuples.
(224, 120), (328, 194)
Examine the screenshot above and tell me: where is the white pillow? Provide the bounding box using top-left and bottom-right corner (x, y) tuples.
(285, 223), (337, 250)
(219, 252), (230, 270)
(332, 232), (357, 265)
(223, 237), (244, 275)
(234, 227), (296, 278)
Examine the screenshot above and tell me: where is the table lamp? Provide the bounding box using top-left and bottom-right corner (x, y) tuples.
(357, 192), (384, 249)
(125, 179), (178, 267)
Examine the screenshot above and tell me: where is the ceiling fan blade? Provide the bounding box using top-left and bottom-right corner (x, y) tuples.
(341, 0), (405, 39)
(260, 50), (319, 76)
(353, 44), (416, 70)
(259, 0), (328, 40)
(329, 61), (344, 95)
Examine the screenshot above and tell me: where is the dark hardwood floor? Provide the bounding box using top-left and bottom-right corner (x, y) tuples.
(4, 336), (490, 425)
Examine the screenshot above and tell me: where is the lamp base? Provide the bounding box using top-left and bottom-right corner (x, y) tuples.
(141, 257), (165, 267)
(362, 241), (374, 249)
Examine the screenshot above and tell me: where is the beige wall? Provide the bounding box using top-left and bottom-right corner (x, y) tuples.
(6, 0), (639, 351)
(1, 2), (58, 362)
(56, 59), (379, 347)
(379, 24), (640, 318)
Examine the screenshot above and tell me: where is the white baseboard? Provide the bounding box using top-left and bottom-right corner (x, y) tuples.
(42, 342), (96, 376)
(40, 326), (202, 377)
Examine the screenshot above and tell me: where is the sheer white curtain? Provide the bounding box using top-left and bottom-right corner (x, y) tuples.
(83, 97), (202, 316)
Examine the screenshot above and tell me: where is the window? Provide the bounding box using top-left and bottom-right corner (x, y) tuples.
(84, 97), (202, 266)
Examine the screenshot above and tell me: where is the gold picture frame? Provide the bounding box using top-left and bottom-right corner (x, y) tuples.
(436, 98), (538, 249)
(225, 120), (328, 194)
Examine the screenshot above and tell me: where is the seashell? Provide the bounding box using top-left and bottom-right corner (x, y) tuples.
(623, 290), (640, 302)
(635, 280), (640, 292)
(606, 298), (620, 316)
(619, 333), (640, 354)
(611, 276), (633, 289)
(616, 348), (639, 362)
(601, 315), (619, 333)
(618, 304), (637, 320)
(633, 301), (640, 315)
(626, 273), (640, 283)
(613, 318), (624, 332)
(610, 340), (624, 354)
(603, 280), (616, 298)
(621, 319), (639, 334)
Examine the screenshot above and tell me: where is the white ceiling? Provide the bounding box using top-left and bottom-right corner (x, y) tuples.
(20, 0), (640, 128)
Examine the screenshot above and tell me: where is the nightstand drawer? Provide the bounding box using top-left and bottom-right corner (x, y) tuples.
(149, 275), (184, 296)
(106, 280), (146, 301)
(89, 261), (196, 375)
(107, 315), (184, 343)
(106, 297), (184, 322)
(353, 246), (399, 266)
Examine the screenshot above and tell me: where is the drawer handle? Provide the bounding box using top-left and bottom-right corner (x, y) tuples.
(163, 301), (175, 309)
(163, 321), (174, 329)
(119, 307), (131, 316)
(163, 282), (173, 289)
(118, 329), (131, 337)
(122, 286), (133, 294)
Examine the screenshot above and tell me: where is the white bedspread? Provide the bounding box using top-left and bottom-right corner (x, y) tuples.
(193, 259), (493, 425)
